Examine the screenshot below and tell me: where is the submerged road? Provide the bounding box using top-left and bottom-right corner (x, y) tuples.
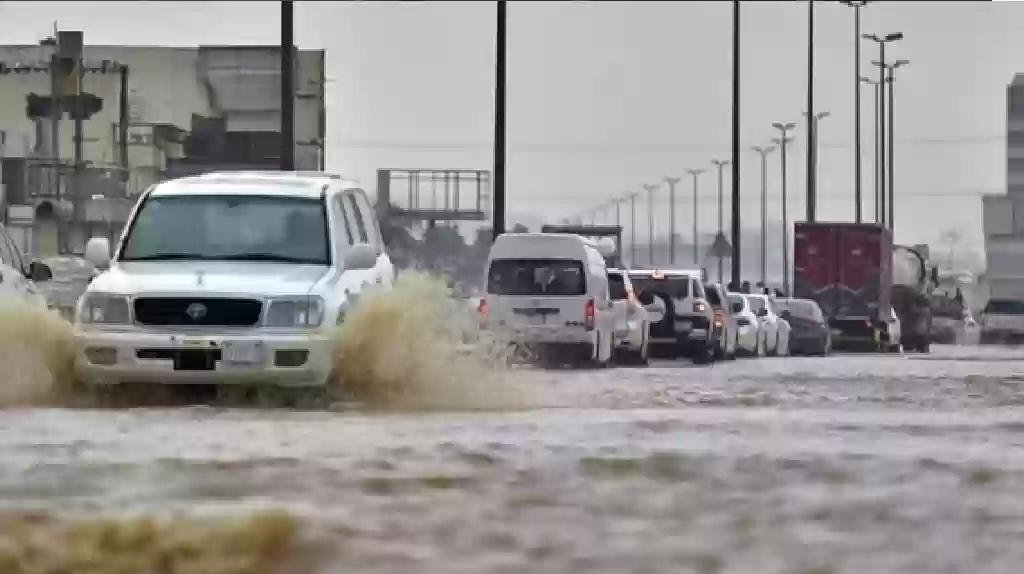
(2, 345), (1024, 572)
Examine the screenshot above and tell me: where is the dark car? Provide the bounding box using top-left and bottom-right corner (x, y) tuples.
(775, 298), (831, 356)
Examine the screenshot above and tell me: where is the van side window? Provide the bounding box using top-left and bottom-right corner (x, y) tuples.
(692, 279), (705, 299)
(608, 274), (628, 300)
(0, 228), (13, 268)
(1, 227), (23, 272)
(345, 194), (369, 243)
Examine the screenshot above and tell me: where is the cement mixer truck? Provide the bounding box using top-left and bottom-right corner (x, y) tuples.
(793, 222), (936, 352)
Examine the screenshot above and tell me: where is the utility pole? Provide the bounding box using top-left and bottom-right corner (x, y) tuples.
(615, 197), (622, 228)
(118, 65), (130, 190)
(628, 191), (640, 266)
(860, 76), (882, 223)
(642, 183), (659, 266)
(864, 32), (903, 228)
(752, 145), (776, 287)
(804, 111), (830, 207)
(731, 0), (742, 286)
(69, 35), (84, 254)
(711, 158), (730, 283)
(491, 0), (507, 241)
(685, 168), (704, 266)
(664, 176), (681, 264)
(771, 122), (796, 294)
(280, 0), (296, 171)
(805, 0), (816, 222)
(841, 1), (869, 222)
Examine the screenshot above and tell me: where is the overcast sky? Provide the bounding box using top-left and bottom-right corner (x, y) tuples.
(0, 0), (1016, 257)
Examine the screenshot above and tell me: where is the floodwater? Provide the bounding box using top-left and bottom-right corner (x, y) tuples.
(2, 270), (1024, 572)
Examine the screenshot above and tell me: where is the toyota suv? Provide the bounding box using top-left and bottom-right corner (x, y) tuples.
(627, 269), (716, 363)
(74, 171), (395, 389)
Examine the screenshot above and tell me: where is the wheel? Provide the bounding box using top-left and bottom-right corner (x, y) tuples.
(692, 339), (715, 365)
(755, 334), (766, 357)
(767, 333), (779, 357)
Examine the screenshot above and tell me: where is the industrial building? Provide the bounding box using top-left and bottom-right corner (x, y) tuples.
(0, 31), (325, 256)
(982, 74), (1024, 298)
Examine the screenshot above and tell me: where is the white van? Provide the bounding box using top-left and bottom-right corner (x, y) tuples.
(479, 233), (615, 367)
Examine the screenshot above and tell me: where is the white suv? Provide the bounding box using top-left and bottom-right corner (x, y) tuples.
(74, 171), (395, 388)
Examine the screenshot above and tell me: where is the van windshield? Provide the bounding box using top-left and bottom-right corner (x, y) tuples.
(488, 259), (586, 296)
(120, 194), (330, 265)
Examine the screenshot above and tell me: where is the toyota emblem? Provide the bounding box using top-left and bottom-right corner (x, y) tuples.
(185, 302), (207, 320)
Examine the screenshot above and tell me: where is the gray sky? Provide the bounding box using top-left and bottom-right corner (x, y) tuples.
(0, 0), (1015, 254)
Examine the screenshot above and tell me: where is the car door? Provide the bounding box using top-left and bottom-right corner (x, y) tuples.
(608, 272), (632, 340)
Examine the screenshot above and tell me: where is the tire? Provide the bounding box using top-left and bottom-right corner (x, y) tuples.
(692, 337), (715, 365)
(755, 334), (766, 357)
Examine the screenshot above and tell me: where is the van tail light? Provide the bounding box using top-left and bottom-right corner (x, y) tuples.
(477, 298), (488, 320)
(713, 311), (725, 328)
(584, 298), (596, 331)
(694, 301), (707, 313)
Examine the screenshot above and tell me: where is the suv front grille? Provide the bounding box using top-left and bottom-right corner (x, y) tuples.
(134, 297), (263, 327)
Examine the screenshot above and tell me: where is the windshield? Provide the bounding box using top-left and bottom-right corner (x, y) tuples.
(120, 194), (330, 265)
(984, 299), (1024, 315)
(747, 296), (766, 315)
(630, 275), (690, 298)
(487, 259), (586, 296)
(776, 299), (822, 321)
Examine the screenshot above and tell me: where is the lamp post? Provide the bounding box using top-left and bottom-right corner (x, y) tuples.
(642, 183), (659, 266)
(863, 31), (904, 228)
(711, 158), (730, 282)
(664, 176), (682, 264)
(840, 0), (869, 222)
(771, 122), (796, 294)
(752, 145), (776, 287)
(685, 168), (705, 266)
(875, 58), (909, 232)
(860, 76), (882, 223)
(803, 111), (830, 207)
(628, 191), (640, 265)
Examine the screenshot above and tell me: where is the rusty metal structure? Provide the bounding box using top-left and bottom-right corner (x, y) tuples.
(375, 168), (490, 224)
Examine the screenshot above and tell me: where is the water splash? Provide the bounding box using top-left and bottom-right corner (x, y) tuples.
(0, 302), (79, 407)
(328, 271), (533, 411)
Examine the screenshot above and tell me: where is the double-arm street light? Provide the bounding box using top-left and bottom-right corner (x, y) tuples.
(771, 121), (796, 295)
(685, 168), (705, 265)
(803, 111), (830, 210)
(664, 176), (682, 264)
(873, 58), (909, 231)
(752, 144), (776, 287)
(863, 31), (903, 228)
(860, 76), (883, 223)
(642, 183), (660, 265)
(840, 0), (870, 222)
(711, 158), (731, 282)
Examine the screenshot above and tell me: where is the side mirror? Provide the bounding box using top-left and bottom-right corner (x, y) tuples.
(27, 261), (52, 282)
(343, 243), (379, 271)
(84, 237), (112, 270)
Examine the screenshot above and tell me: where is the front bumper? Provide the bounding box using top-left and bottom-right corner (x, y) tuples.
(74, 327), (334, 386)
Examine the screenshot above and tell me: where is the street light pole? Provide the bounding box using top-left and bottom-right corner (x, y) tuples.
(628, 191), (640, 266)
(805, 0), (816, 222)
(686, 168), (705, 266)
(860, 76), (882, 223)
(642, 183), (659, 266)
(771, 122), (796, 295)
(664, 176), (682, 265)
(841, 1), (869, 223)
(882, 60), (909, 233)
(752, 145), (776, 287)
(491, 0), (507, 241)
(614, 197), (622, 228)
(864, 31), (903, 228)
(711, 159), (730, 282)
(803, 111), (830, 207)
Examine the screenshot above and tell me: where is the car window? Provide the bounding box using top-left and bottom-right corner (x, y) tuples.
(1, 227), (23, 272)
(488, 259), (586, 296)
(747, 296), (766, 315)
(345, 194), (369, 243)
(351, 191), (382, 250)
(984, 299), (1024, 315)
(0, 228), (13, 268)
(777, 299), (823, 321)
(333, 196), (356, 248)
(608, 273), (628, 300)
(630, 275), (690, 298)
(704, 285), (722, 307)
(120, 193), (331, 265)
(728, 294), (745, 310)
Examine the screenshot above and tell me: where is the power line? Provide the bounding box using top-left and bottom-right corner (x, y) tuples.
(333, 134), (1004, 153)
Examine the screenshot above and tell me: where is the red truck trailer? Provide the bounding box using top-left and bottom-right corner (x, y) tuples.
(793, 222), (899, 351)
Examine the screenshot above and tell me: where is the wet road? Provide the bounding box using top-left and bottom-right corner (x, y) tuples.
(3, 345), (1024, 573)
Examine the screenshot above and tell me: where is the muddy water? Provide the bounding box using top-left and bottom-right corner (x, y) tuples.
(0, 348), (1023, 572)
(5, 266), (1024, 572)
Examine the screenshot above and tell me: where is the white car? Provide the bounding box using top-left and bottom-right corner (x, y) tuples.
(608, 268), (650, 365)
(729, 293), (762, 356)
(0, 221), (53, 309)
(74, 171), (395, 389)
(746, 293), (790, 356)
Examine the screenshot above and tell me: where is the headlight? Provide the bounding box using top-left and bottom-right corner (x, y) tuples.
(265, 296), (324, 328)
(78, 294), (132, 325)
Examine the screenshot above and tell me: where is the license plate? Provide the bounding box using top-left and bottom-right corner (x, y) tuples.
(181, 337), (211, 348)
(221, 341), (265, 364)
